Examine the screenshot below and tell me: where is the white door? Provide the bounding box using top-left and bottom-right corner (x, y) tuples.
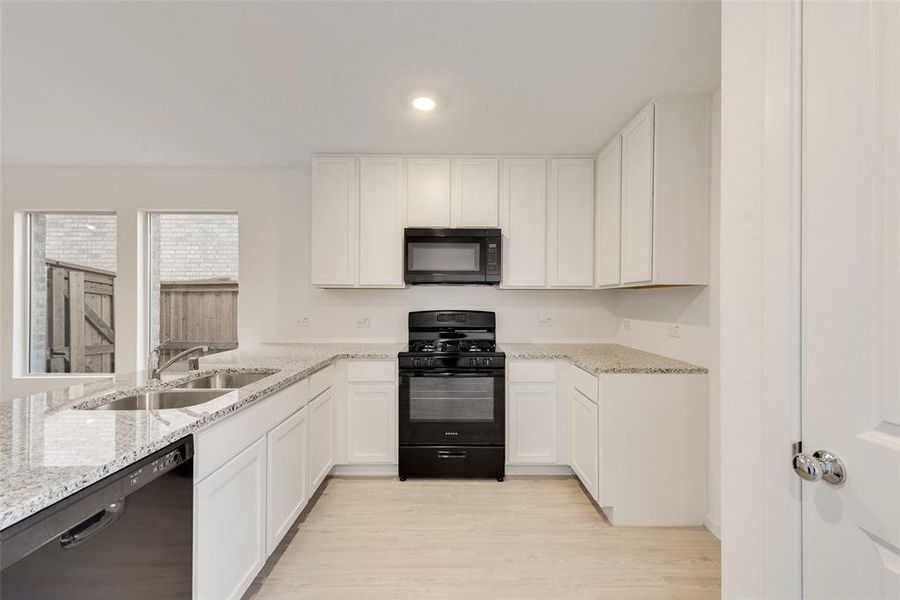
(547, 158), (595, 288)
(308, 389), (335, 493)
(195, 438), (267, 600)
(800, 2), (900, 598)
(595, 136), (622, 288)
(266, 407), (308, 555)
(358, 157), (404, 287)
(311, 156), (357, 287)
(620, 104), (655, 285)
(507, 383), (558, 464)
(569, 388), (598, 500)
(451, 157), (499, 227)
(406, 157), (451, 226)
(346, 382), (397, 464)
(499, 158), (548, 288)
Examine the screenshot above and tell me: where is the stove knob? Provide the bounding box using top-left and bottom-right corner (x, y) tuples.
(481, 358), (491, 367)
(469, 358), (478, 367)
(413, 358), (422, 367)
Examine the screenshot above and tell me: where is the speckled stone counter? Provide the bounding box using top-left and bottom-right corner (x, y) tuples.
(0, 343), (402, 530)
(499, 343), (707, 375)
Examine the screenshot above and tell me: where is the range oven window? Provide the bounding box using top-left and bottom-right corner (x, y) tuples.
(407, 242), (481, 273)
(408, 377), (495, 422)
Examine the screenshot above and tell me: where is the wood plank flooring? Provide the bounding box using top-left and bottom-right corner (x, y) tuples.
(245, 477), (720, 600)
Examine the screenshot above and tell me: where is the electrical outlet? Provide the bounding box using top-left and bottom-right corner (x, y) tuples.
(296, 317), (310, 327)
(668, 323), (681, 338)
(623, 319), (632, 331)
(356, 317), (371, 329)
(538, 317), (553, 328)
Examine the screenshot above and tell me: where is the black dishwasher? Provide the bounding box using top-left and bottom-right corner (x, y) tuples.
(0, 437), (194, 600)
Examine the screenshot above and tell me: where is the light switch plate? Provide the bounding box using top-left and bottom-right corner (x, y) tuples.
(668, 323), (681, 338)
(356, 317), (371, 328)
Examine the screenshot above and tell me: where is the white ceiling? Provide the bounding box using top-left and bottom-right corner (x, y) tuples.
(1, 1), (720, 167)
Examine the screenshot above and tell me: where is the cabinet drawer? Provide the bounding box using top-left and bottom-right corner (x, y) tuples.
(308, 364), (334, 399)
(346, 360), (395, 383)
(508, 360), (557, 383)
(195, 379), (308, 481)
(569, 365), (598, 403)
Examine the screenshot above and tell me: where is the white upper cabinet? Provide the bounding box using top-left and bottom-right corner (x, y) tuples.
(620, 104), (655, 285)
(499, 158), (548, 288)
(311, 156), (358, 287)
(618, 97), (711, 287)
(358, 157), (404, 287)
(406, 157), (451, 227)
(595, 137), (622, 288)
(548, 158), (595, 288)
(450, 158), (499, 227)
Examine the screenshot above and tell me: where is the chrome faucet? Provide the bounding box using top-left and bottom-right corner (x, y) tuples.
(148, 340), (209, 381)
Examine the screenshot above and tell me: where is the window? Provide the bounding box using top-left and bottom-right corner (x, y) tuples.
(147, 213), (239, 365)
(28, 213), (117, 374)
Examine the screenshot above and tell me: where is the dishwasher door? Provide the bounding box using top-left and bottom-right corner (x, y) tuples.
(0, 437), (194, 600)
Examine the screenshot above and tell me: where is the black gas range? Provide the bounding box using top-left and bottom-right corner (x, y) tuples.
(398, 310), (505, 482)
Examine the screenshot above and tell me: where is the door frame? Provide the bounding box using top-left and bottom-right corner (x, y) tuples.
(721, 1), (803, 598)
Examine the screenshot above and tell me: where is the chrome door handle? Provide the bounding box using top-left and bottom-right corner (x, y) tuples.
(792, 449), (846, 485)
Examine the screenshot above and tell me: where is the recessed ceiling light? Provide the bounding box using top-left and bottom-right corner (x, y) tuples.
(412, 96), (436, 111)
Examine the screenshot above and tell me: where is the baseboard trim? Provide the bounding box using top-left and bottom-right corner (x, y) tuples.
(704, 516), (721, 539)
(331, 464), (398, 476)
(330, 464), (574, 477)
(505, 465), (574, 476)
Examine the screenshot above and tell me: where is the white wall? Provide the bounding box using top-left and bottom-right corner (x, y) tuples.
(611, 91), (721, 536)
(0, 166), (621, 400)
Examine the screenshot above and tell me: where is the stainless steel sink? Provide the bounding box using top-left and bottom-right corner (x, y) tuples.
(90, 389), (230, 411)
(175, 372), (272, 389)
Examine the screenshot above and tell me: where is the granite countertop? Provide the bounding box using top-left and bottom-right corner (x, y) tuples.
(0, 343), (402, 530)
(0, 340), (701, 530)
(499, 343), (707, 374)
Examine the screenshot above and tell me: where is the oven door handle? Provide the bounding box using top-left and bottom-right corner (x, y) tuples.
(400, 371), (504, 377)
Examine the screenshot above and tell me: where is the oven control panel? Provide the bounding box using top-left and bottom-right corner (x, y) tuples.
(399, 355), (505, 370)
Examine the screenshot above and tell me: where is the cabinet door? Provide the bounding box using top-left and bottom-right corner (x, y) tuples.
(308, 389), (335, 493)
(507, 383), (558, 464)
(569, 388), (599, 501)
(266, 407), (308, 555)
(359, 157), (404, 286)
(620, 104), (655, 285)
(195, 438), (266, 600)
(346, 383), (397, 463)
(499, 158), (548, 288)
(311, 156), (358, 286)
(407, 157), (451, 226)
(595, 136), (623, 287)
(451, 157), (499, 227)
(548, 158), (595, 287)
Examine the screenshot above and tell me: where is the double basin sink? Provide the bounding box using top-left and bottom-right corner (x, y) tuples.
(87, 372), (275, 411)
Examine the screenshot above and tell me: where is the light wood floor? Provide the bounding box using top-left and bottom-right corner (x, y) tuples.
(245, 477), (720, 600)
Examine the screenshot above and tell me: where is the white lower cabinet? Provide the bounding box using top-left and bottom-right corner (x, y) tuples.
(308, 388), (335, 492)
(195, 437), (267, 600)
(346, 383), (397, 463)
(569, 387), (599, 501)
(507, 383), (558, 464)
(266, 406), (309, 555)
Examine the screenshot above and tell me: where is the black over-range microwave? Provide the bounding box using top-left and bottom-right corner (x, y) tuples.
(404, 228), (501, 284)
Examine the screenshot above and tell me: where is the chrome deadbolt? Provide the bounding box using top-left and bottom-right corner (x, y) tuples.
(792, 449), (845, 485)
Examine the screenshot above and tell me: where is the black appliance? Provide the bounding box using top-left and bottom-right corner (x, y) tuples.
(0, 437), (194, 600)
(398, 310), (505, 481)
(404, 228), (501, 284)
